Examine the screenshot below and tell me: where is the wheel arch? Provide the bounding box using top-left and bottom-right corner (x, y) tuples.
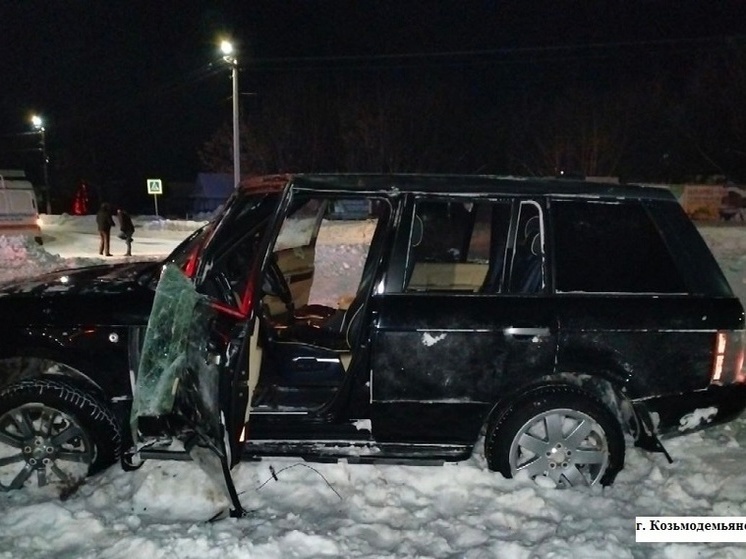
(484, 371), (637, 441)
(0, 323), (136, 394)
(0, 353), (106, 395)
(0, 354), (131, 443)
(483, 381), (627, 486)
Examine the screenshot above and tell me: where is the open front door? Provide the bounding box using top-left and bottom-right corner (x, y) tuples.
(130, 191), (284, 517)
(130, 264), (251, 516)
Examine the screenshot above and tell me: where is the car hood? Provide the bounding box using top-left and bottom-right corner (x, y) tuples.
(0, 261), (163, 327)
(0, 261), (159, 298)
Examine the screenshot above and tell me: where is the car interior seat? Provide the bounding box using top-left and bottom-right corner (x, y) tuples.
(519, 231), (542, 293)
(510, 215), (542, 293)
(273, 216), (387, 351)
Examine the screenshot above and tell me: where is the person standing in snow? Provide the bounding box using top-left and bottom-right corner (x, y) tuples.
(96, 202), (115, 256)
(117, 208), (135, 256)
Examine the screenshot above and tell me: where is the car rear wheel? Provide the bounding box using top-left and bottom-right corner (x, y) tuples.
(0, 378), (121, 492)
(485, 385), (624, 488)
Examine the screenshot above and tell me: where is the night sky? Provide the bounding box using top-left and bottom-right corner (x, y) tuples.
(1, 1), (745, 209)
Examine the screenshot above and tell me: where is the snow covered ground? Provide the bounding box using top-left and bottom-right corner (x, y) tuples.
(0, 215), (745, 558)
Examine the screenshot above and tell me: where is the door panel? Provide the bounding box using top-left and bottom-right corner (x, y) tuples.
(370, 294), (557, 443)
(370, 195), (555, 445)
(549, 199), (739, 399)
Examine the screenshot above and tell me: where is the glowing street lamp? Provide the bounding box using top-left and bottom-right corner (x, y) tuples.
(220, 40), (240, 189)
(31, 114), (51, 214)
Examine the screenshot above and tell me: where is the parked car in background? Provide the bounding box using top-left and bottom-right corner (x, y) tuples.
(0, 170), (43, 244)
(326, 197), (371, 219)
(0, 174), (743, 515)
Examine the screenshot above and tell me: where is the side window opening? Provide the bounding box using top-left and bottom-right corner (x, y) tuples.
(405, 199), (511, 293)
(481, 203), (512, 292)
(274, 197), (327, 251)
(263, 194), (389, 345)
(251, 194), (391, 411)
(195, 194), (279, 309)
(507, 201), (545, 294)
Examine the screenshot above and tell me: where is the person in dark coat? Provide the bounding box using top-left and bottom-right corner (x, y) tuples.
(117, 209), (135, 256)
(96, 203), (115, 256)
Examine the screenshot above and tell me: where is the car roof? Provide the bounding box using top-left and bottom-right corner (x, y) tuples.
(239, 173), (676, 201)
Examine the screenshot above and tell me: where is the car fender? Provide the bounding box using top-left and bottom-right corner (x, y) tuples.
(484, 373), (634, 439)
(0, 325), (132, 398)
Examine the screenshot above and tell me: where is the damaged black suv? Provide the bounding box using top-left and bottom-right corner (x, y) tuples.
(0, 174), (744, 512)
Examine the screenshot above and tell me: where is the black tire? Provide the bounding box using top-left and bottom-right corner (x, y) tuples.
(0, 378), (122, 491)
(485, 385), (624, 488)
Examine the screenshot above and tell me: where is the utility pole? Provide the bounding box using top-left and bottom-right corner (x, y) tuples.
(220, 40), (241, 189)
(31, 115), (51, 214)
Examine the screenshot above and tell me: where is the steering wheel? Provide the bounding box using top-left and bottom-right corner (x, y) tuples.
(265, 254), (295, 317)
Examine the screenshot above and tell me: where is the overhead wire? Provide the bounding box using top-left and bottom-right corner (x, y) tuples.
(241, 34), (746, 72)
(9, 33), (744, 139)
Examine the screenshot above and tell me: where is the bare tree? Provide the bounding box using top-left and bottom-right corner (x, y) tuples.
(668, 45), (746, 180)
(200, 74), (483, 176)
(508, 87), (633, 178)
(339, 79), (481, 173)
(200, 76), (342, 175)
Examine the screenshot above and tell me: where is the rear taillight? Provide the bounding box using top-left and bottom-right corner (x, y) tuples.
(711, 330), (746, 384)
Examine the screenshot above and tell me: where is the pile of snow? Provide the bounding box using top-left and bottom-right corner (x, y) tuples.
(700, 226), (746, 297)
(0, 235), (88, 283)
(0, 217), (745, 558)
(42, 213), (209, 232)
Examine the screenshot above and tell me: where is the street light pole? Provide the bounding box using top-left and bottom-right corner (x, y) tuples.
(220, 40), (241, 189)
(31, 115), (51, 214)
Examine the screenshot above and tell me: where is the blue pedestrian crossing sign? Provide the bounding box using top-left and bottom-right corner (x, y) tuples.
(147, 178), (163, 195)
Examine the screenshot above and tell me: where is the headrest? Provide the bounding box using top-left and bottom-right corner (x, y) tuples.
(524, 215), (539, 238)
(530, 232), (541, 256)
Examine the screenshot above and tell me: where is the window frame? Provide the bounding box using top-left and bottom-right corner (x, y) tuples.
(398, 195), (517, 295)
(505, 199), (547, 295)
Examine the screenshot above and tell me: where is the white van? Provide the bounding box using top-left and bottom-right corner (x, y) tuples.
(0, 170), (43, 244)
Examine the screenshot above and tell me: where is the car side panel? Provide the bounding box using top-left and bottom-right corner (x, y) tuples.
(0, 288), (153, 398)
(370, 294), (558, 443)
(554, 295), (744, 396)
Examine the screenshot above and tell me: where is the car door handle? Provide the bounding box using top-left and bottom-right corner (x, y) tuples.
(503, 327), (551, 340)
(291, 356), (340, 365)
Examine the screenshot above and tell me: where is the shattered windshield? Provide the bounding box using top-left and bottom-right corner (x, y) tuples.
(131, 263), (221, 442)
(131, 191), (284, 436)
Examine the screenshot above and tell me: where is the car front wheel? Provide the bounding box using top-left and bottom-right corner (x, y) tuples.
(485, 385), (624, 488)
(0, 378), (121, 492)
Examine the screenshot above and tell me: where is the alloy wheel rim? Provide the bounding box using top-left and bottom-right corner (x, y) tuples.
(508, 407), (609, 488)
(0, 403), (93, 490)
